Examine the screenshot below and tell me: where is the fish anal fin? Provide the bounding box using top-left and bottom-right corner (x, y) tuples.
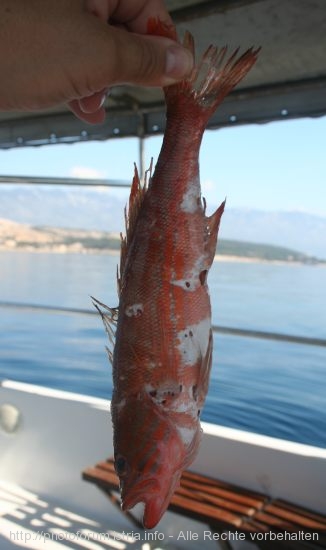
(91, 296), (118, 365)
(205, 199), (225, 264)
(197, 329), (213, 409)
(105, 346), (114, 365)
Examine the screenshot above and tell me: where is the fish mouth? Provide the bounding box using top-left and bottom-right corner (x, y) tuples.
(121, 475), (180, 529)
(121, 478), (166, 528)
(121, 478), (159, 512)
(142, 496), (168, 529)
(123, 494), (166, 530)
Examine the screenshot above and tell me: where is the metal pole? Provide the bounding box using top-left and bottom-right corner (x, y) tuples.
(138, 136), (145, 181)
(0, 174), (130, 188)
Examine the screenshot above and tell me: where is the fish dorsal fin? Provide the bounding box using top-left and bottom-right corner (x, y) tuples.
(117, 161), (152, 296)
(91, 296), (118, 365)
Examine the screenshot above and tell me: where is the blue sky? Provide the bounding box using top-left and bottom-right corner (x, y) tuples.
(0, 115), (325, 217)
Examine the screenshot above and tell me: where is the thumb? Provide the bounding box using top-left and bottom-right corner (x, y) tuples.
(93, 25), (194, 88)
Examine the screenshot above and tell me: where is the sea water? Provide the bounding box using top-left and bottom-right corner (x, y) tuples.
(0, 251), (325, 448)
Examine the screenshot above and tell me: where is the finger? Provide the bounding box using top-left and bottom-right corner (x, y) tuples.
(93, 26), (193, 88)
(86, 0), (173, 33)
(68, 99), (106, 124)
(109, 0), (173, 33)
(78, 88), (107, 113)
(85, 0), (110, 21)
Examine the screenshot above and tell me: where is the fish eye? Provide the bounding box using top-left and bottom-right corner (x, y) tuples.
(115, 455), (128, 476)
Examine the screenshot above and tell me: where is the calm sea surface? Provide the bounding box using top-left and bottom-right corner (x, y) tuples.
(0, 250), (325, 448)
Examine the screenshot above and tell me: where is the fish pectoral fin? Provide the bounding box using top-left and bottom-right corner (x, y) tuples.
(91, 296), (118, 364)
(205, 199), (226, 265)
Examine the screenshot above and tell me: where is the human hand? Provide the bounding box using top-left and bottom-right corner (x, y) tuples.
(0, 0), (193, 123)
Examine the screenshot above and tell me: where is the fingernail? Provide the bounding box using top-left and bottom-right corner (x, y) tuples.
(99, 93), (107, 109)
(165, 45), (194, 79)
(99, 88), (110, 108)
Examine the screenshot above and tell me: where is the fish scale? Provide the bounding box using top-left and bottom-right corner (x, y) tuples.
(93, 17), (259, 529)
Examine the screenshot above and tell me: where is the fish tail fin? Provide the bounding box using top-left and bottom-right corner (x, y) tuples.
(148, 18), (260, 128)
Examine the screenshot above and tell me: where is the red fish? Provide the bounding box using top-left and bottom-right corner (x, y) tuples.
(93, 19), (259, 529)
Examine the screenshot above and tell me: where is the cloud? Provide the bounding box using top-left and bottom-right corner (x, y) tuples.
(69, 165), (107, 179)
(201, 179), (223, 213)
(202, 179), (215, 193)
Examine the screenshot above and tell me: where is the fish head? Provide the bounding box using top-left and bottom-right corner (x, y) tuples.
(112, 393), (194, 528)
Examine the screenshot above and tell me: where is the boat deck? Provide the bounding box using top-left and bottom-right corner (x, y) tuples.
(1, 381), (326, 550)
(0, 479), (181, 550)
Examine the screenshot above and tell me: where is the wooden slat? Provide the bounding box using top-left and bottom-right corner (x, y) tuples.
(251, 510), (301, 531)
(176, 483), (257, 516)
(180, 476), (266, 509)
(168, 492), (243, 527)
(272, 500), (326, 529)
(241, 518), (271, 533)
(83, 466), (118, 487)
(241, 518), (326, 550)
(96, 460), (117, 473)
(182, 469), (267, 501)
(263, 503), (326, 530)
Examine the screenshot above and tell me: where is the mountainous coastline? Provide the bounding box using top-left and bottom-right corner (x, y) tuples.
(1, 186), (325, 259)
(0, 219), (120, 254)
(0, 218), (323, 264)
